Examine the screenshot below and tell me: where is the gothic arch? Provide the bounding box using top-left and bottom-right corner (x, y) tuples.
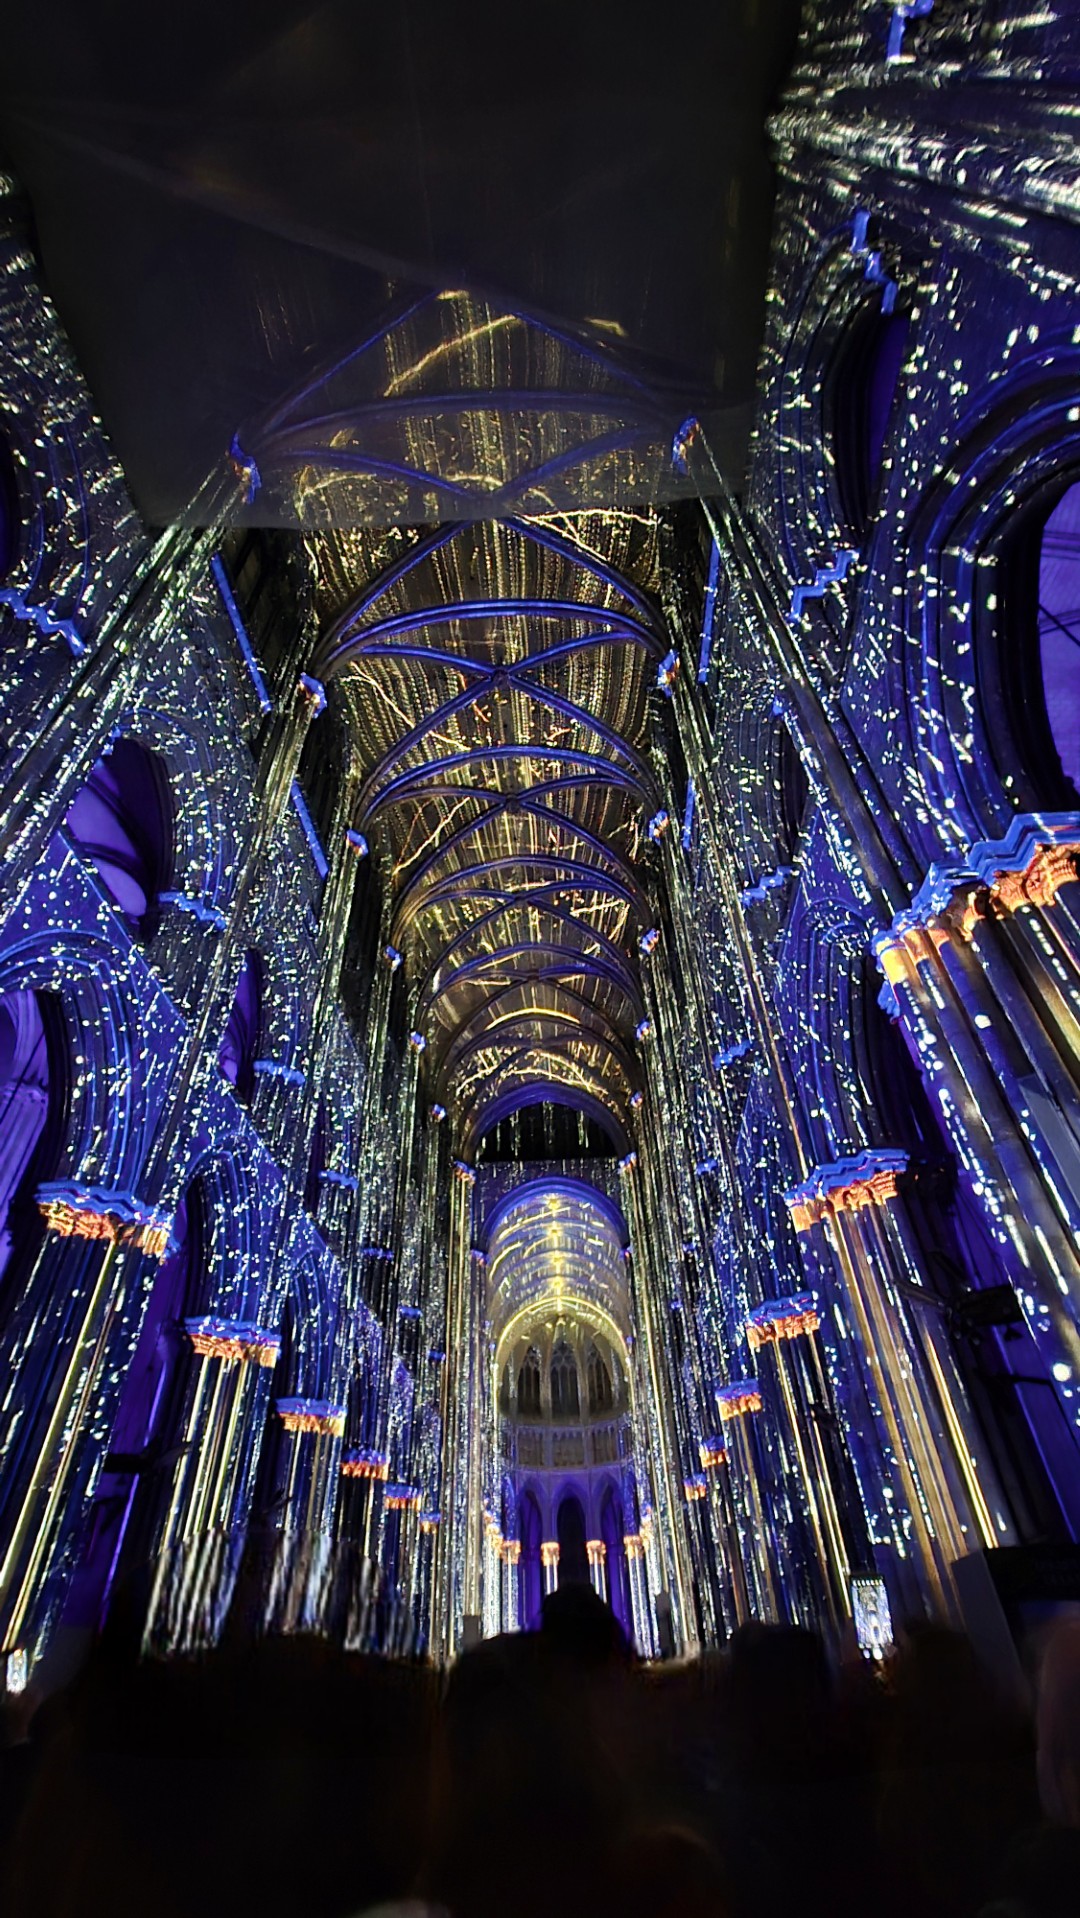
(900, 346), (1080, 851)
(0, 928), (153, 1189)
(773, 219), (912, 579)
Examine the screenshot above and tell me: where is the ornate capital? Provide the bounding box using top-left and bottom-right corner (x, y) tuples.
(716, 1381), (763, 1421)
(746, 1293), (820, 1349)
(37, 1182), (173, 1259)
(540, 1540), (560, 1568)
(341, 1447), (388, 1480)
(276, 1398), (345, 1436)
(698, 1437), (727, 1469)
(784, 1149), (908, 1231)
(384, 1483), (421, 1511)
(586, 1538), (607, 1562)
(185, 1317), (280, 1366)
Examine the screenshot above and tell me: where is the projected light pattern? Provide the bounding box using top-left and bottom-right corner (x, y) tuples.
(4, 1), (1080, 1677)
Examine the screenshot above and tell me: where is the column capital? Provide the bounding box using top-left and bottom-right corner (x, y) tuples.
(783, 1149), (908, 1231)
(36, 1181), (173, 1259)
(185, 1316), (280, 1365)
(716, 1381), (763, 1421)
(746, 1294), (820, 1348)
(341, 1447), (388, 1479)
(540, 1540), (560, 1569)
(276, 1398), (345, 1436)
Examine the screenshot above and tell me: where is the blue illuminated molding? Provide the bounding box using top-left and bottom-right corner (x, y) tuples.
(697, 538), (721, 683)
(290, 780), (329, 879)
(36, 1181), (173, 1238)
(967, 812), (1080, 886)
(253, 1058), (306, 1088)
(427, 1350), (446, 1364)
(850, 210), (898, 313)
(362, 1246), (395, 1262)
(789, 547), (858, 623)
(740, 866), (794, 907)
(713, 1037), (753, 1069)
(657, 649), (678, 696)
(695, 1157), (719, 1176)
(671, 415), (701, 477)
(886, 0), (933, 62)
(210, 553), (273, 713)
(343, 1446), (389, 1469)
(184, 1315), (281, 1352)
(398, 1304), (422, 1319)
(784, 1148), (910, 1212)
(298, 673), (327, 715)
(746, 1293), (817, 1333)
(228, 432), (262, 504)
(888, 814), (1080, 942)
(385, 1483), (422, 1503)
(319, 1168), (359, 1192)
(682, 778), (697, 850)
(158, 890), (228, 932)
(0, 586), (86, 656)
(277, 1397), (346, 1421)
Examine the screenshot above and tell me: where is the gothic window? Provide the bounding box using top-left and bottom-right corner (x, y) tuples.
(827, 307), (909, 534)
(550, 1339), (580, 1418)
(586, 1341), (613, 1414)
(65, 738), (175, 942)
(776, 722), (809, 863)
(0, 434), (19, 578)
(556, 1492), (589, 1585)
(1036, 481), (1080, 798)
(992, 475), (1080, 810)
(517, 1345), (541, 1416)
(218, 949), (263, 1105)
(0, 990), (67, 1297)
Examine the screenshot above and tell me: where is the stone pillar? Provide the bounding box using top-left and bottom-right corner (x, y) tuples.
(540, 1539), (559, 1596)
(586, 1537), (607, 1601)
(623, 1532), (654, 1656)
(142, 1317), (280, 1654)
(502, 1537), (521, 1631)
(716, 1382), (779, 1621)
(0, 1187), (173, 1668)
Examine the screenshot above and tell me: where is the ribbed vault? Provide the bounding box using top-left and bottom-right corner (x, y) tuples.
(484, 1179), (632, 1376)
(315, 510), (665, 1144)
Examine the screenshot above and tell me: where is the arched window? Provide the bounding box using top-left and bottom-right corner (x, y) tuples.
(304, 1098), (327, 1216)
(1036, 481), (1080, 797)
(519, 1489), (543, 1628)
(218, 950), (263, 1105)
(993, 475), (1080, 810)
(0, 432), (20, 579)
(776, 723), (809, 863)
(556, 1493), (589, 1586)
(586, 1341), (613, 1415)
(0, 990), (67, 1294)
(550, 1340), (579, 1418)
(828, 308), (909, 533)
(65, 738), (174, 942)
(517, 1345), (542, 1416)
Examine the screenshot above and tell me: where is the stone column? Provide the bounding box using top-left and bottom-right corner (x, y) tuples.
(142, 1317), (280, 1654)
(586, 1537), (607, 1602)
(540, 1539), (560, 1596)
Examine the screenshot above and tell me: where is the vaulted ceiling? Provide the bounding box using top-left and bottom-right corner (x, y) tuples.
(0, 0), (801, 522)
(317, 509), (663, 1146)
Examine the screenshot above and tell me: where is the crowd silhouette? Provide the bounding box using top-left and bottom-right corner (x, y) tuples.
(2, 1584), (1078, 1918)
